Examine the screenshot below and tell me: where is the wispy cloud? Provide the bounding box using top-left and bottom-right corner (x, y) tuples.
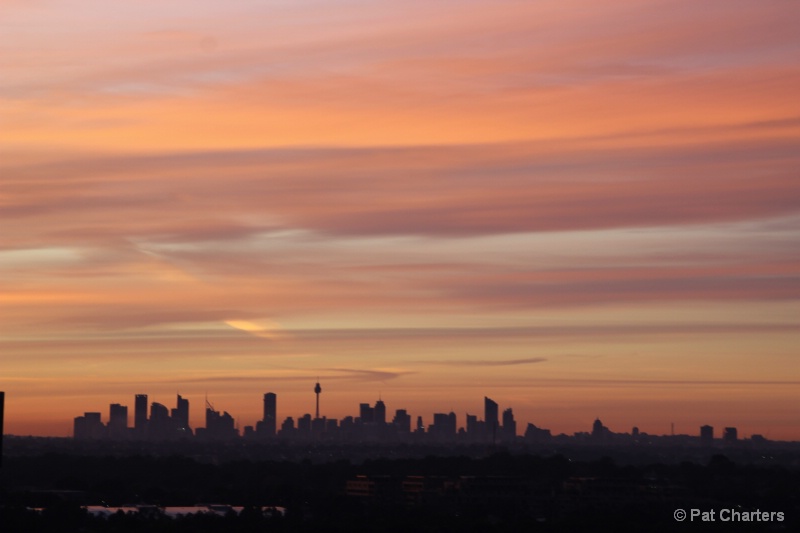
(419, 357), (547, 367)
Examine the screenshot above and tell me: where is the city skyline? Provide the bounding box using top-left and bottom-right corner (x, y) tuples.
(2, 1), (800, 440)
(68, 386), (767, 443)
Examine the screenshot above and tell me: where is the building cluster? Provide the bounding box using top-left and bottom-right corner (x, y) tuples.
(73, 383), (530, 443)
(72, 383), (748, 445)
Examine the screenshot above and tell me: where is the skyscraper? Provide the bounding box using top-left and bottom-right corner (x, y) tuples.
(262, 392), (277, 436)
(502, 407), (516, 440)
(374, 399), (386, 425)
(392, 409), (411, 433)
(700, 425), (714, 444)
(171, 394), (190, 433)
(484, 397), (498, 438)
(359, 403), (374, 423)
(149, 402), (170, 440)
(108, 403), (128, 439)
(134, 394), (148, 437)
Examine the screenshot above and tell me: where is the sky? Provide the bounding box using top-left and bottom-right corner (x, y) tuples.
(2, 0), (800, 440)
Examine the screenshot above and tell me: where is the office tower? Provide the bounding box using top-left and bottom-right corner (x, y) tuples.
(723, 427), (738, 442)
(416, 416), (424, 433)
(700, 425), (714, 444)
(262, 392), (276, 436)
(502, 408), (516, 440)
(149, 402), (170, 440)
(171, 394), (190, 433)
(134, 394), (148, 436)
(374, 399), (386, 425)
(431, 412), (456, 439)
(592, 418), (608, 439)
(204, 401), (237, 439)
(466, 414), (478, 435)
(314, 381), (322, 419)
(74, 412), (104, 440)
(359, 403), (374, 423)
(298, 413), (312, 432)
(279, 416), (295, 437)
(484, 397), (498, 437)
(108, 403), (128, 439)
(392, 409), (411, 433)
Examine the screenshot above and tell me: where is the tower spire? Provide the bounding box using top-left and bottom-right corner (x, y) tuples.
(314, 379), (322, 419)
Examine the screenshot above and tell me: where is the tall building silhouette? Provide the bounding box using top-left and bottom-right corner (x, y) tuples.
(74, 412), (104, 440)
(262, 392), (277, 436)
(149, 402), (170, 440)
(502, 408), (516, 440)
(392, 409), (411, 433)
(134, 394), (148, 437)
(700, 425), (714, 444)
(203, 399), (237, 440)
(484, 397), (498, 440)
(108, 403), (128, 439)
(374, 399), (386, 425)
(724, 427), (738, 442)
(171, 394), (190, 434)
(359, 403), (374, 423)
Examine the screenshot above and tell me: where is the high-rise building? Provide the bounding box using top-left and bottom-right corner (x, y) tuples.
(374, 399), (386, 425)
(204, 402), (237, 440)
(262, 392), (277, 436)
(484, 397), (499, 437)
(171, 395), (190, 433)
(149, 402), (170, 440)
(430, 412), (457, 439)
(466, 414), (478, 437)
(134, 394), (148, 436)
(392, 409), (411, 433)
(700, 425), (714, 444)
(502, 408), (516, 440)
(108, 403), (128, 439)
(359, 403), (374, 423)
(74, 412), (104, 440)
(723, 427), (738, 442)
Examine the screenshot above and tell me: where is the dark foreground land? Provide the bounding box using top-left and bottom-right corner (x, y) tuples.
(1, 438), (799, 532)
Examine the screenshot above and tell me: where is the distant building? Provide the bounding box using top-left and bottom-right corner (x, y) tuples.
(484, 397), (499, 440)
(392, 409), (411, 433)
(149, 402), (171, 440)
(429, 412), (456, 440)
(359, 403), (374, 424)
(591, 418), (609, 440)
(171, 395), (190, 435)
(502, 408), (516, 440)
(723, 427), (738, 442)
(523, 423), (551, 442)
(203, 402), (237, 440)
(134, 394), (148, 437)
(700, 425), (714, 444)
(108, 404), (128, 439)
(374, 399), (386, 425)
(74, 412), (104, 440)
(261, 392), (277, 436)
(297, 413), (312, 433)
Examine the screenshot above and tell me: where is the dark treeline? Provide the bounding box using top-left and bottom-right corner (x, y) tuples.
(1, 451), (798, 532)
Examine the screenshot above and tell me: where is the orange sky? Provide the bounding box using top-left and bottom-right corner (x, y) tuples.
(2, 0), (800, 440)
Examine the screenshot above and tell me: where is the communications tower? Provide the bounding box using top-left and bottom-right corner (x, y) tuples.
(314, 380), (322, 419)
